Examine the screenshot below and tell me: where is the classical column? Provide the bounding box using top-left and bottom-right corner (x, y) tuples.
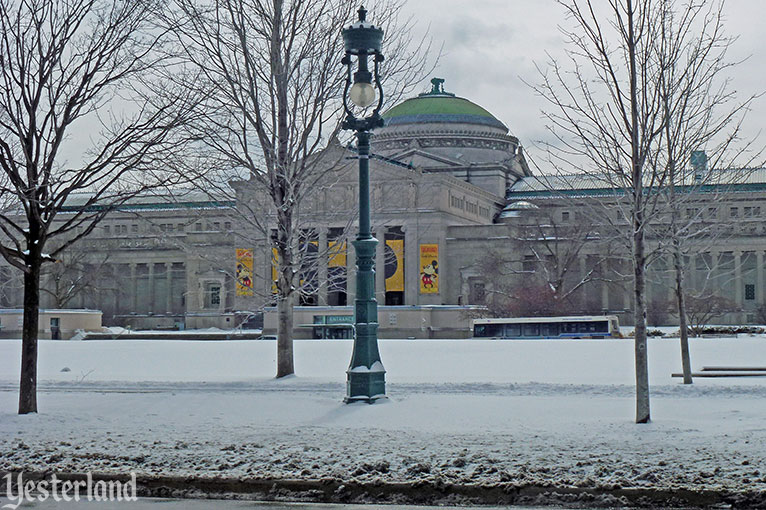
(148, 263), (155, 314)
(758, 251), (764, 306)
(710, 250), (720, 297)
(166, 262), (173, 314)
(260, 242), (272, 302)
(623, 259), (631, 311)
(318, 229), (328, 306)
(130, 263), (137, 313)
(735, 250), (743, 309)
(579, 255), (588, 311)
(687, 254), (696, 296)
(404, 225), (418, 305)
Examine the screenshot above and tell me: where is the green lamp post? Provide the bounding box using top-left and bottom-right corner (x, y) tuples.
(341, 6), (386, 403)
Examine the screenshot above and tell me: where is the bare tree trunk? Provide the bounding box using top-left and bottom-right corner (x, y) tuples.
(18, 258), (41, 414)
(627, 0), (650, 424)
(673, 238), (693, 384)
(633, 225), (651, 423)
(276, 293), (294, 378)
(276, 228), (295, 378)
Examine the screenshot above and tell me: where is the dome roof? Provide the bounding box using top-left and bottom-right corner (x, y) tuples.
(504, 200), (538, 211)
(382, 78), (507, 131)
(498, 200), (539, 220)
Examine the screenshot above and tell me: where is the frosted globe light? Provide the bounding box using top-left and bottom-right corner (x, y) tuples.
(350, 82), (376, 107)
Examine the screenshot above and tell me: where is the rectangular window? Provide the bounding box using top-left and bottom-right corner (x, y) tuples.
(195, 223), (202, 231)
(522, 324), (540, 337)
(178, 223), (185, 232)
(214, 222), (221, 230)
(745, 284), (755, 301)
(730, 207), (739, 218)
(132, 224), (138, 233)
(470, 282), (485, 304)
(104, 225), (110, 235)
(205, 284), (221, 308)
(224, 222), (232, 231)
(562, 211), (570, 221)
(522, 255), (536, 272)
(562, 322), (578, 334)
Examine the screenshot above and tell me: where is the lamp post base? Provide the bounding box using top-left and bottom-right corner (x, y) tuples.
(344, 370), (387, 403)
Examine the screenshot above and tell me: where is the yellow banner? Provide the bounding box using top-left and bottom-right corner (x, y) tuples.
(419, 244), (439, 294)
(235, 249), (254, 296)
(328, 241), (347, 268)
(385, 239), (404, 292)
(271, 247), (278, 294)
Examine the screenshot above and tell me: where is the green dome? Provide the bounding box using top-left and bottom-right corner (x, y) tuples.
(382, 78), (507, 131)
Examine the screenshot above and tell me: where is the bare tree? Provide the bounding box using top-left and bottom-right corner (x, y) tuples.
(537, 1), (760, 416)
(653, 0), (759, 384)
(0, 0), (194, 414)
(166, 0), (433, 378)
(474, 207), (613, 317)
(40, 250), (114, 309)
(684, 293), (737, 336)
(537, 0), (677, 423)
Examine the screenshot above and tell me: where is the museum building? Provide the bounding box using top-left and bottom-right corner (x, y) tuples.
(2, 78), (765, 334)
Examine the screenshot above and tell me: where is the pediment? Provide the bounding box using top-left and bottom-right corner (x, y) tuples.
(382, 148), (464, 169)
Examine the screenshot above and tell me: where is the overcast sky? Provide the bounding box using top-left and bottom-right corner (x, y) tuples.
(392, 0), (764, 167)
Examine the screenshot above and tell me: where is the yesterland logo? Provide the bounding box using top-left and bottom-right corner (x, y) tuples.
(3, 472), (137, 509)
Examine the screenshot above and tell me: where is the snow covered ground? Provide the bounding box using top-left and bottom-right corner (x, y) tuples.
(1, 336), (765, 506)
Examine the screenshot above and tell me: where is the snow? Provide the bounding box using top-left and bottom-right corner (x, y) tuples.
(348, 361), (385, 373)
(1, 336), (766, 499)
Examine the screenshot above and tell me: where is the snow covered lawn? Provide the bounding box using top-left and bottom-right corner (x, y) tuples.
(1, 336), (765, 503)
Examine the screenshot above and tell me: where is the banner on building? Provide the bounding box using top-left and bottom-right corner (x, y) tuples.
(271, 247), (278, 294)
(235, 249), (254, 296)
(328, 241), (347, 268)
(419, 243), (439, 294)
(385, 239), (404, 292)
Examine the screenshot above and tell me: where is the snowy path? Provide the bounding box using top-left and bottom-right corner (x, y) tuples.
(1, 337), (766, 507)
(0, 498), (561, 509)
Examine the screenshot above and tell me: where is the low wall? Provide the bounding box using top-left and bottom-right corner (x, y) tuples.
(0, 309), (102, 340)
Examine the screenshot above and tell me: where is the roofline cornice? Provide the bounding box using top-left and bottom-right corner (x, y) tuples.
(376, 128), (518, 143)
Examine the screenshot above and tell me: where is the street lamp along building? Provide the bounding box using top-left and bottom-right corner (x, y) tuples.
(340, 5), (387, 402)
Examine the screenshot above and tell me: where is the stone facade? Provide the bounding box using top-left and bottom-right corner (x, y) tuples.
(3, 81), (764, 330)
